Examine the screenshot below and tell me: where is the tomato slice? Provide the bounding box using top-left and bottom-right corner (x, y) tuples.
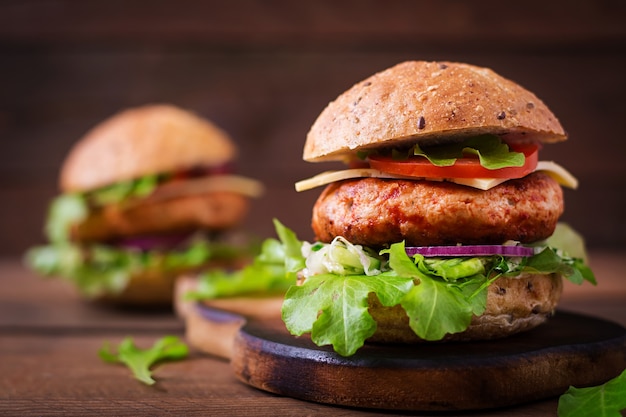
(368, 143), (539, 179)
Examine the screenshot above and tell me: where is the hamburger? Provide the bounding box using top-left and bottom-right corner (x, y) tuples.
(279, 61), (596, 356)
(25, 104), (263, 306)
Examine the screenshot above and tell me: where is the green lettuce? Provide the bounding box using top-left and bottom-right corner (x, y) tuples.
(411, 134), (525, 169)
(276, 222), (596, 357)
(24, 237), (244, 298)
(185, 219), (302, 300)
(89, 174), (162, 207)
(186, 236), (294, 300)
(557, 368), (626, 417)
(45, 193), (88, 243)
(283, 271), (414, 356)
(99, 336), (188, 386)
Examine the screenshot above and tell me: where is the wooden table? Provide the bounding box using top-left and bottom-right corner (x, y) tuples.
(1, 252), (625, 417)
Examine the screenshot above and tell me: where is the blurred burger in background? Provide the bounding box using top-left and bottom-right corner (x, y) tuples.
(25, 104), (264, 307)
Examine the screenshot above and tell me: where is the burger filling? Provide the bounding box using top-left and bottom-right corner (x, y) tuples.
(25, 166), (263, 299)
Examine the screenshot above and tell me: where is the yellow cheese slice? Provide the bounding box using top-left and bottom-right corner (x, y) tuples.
(145, 175), (265, 203)
(295, 161), (578, 192)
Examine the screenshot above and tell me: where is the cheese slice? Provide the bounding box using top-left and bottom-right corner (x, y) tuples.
(141, 175), (265, 204)
(295, 161), (578, 192)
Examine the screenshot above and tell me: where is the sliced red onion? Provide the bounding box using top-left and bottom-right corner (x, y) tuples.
(405, 245), (535, 257)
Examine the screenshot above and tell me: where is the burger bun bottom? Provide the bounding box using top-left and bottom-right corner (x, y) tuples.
(368, 273), (563, 343)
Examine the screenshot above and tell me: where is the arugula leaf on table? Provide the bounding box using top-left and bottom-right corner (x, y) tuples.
(99, 336), (188, 385)
(557, 368), (626, 417)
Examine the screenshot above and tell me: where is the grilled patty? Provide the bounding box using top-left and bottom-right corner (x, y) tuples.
(311, 172), (563, 247)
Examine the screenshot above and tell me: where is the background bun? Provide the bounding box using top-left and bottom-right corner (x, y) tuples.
(304, 61), (567, 162)
(60, 104), (237, 193)
(368, 273), (563, 343)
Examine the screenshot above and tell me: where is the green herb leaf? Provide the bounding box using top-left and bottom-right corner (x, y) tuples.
(273, 218), (306, 281)
(89, 174), (161, 206)
(401, 275), (475, 340)
(413, 134), (524, 169)
(557, 368), (626, 417)
(544, 222), (590, 263)
(45, 194), (88, 243)
(381, 243), (480, 340)
(99, 336), (188, 385)
(413, 143), (457, 166)
(185, 219), (302, 301)
(273, 223), (596, 356)
(24, 237), (240, 298)
(186, 237), (294, 300)
(522, 247), (596, 286)
(282, 271), (414, 356)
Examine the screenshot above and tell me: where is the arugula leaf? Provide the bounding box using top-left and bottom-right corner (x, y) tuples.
(99, 336), (188, 385)
(413, 143), (458, 166)
(45, 194), (88, 243)
(273, 218), (306, 281)
(412, 134), (524, 169)
(24, 237), (239, 298)
(557, 368), (626, 417)
(282, 272), (414, 356)
(186, 237), (293, 300)
(382, 243), (482, 340)
(521, 248), (596, 286)
(273, 222), (597, 356)
(401, 276), (475, 341)
(89, 174), (161, 206)
(544, 222), (590, 263)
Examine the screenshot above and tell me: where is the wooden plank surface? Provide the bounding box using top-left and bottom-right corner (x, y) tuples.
(0, 253), (625, 416)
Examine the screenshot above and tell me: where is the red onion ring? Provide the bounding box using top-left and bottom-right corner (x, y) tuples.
(405, 245), (535, 257)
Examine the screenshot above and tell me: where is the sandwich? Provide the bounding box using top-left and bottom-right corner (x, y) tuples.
(280, 61), (596, 356)
(25, 104), (264, 306)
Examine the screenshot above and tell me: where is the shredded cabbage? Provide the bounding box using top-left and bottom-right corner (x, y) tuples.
(301, 236), (382, 278)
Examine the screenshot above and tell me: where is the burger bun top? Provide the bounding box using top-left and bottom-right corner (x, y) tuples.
(304, 61), (566, 162)
(60, 104), (237, 193)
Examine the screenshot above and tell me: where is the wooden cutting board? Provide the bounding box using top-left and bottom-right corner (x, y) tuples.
(185, 300), (626, 412)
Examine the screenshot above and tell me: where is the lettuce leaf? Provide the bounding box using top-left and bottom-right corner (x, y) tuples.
(273, 218), (306, 281)
(412, 134), (525, 169)
(24, 237), (243, 298)
(186, 237), (293, 300)
(557, 368), (626, 417)
(99, 336), (188, 385)
(276, 222), (596, 356)
(45, 193), (88, 243)
(282, 271), (414, 356)
(185, 219), (301, 300)
(383, 243), (486, 341)
(88, 174), (162, 207)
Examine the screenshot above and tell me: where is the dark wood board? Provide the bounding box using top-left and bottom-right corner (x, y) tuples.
(226, 310), (626, 412)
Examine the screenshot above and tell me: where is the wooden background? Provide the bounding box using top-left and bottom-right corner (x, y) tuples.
(1, 0), (625, 257)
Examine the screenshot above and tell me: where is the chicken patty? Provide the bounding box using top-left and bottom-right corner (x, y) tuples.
(311, 172), (563, 247)
(72, 191), (249, 243)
